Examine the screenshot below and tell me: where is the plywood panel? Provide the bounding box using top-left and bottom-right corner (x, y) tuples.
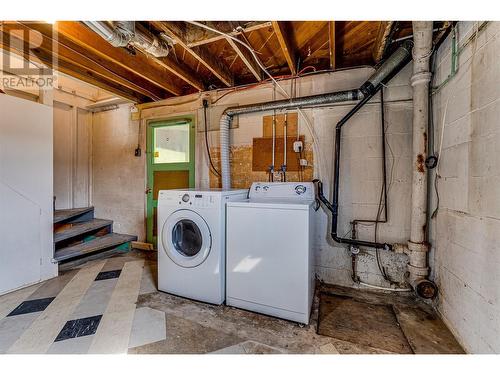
(252, 136), (304, 172)
(153, 170), (189, 200)
(262, 112), (298, 138)
(209, 144), (314, 189)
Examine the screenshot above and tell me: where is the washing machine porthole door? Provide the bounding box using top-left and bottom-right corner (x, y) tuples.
(162, 210), (211, 268)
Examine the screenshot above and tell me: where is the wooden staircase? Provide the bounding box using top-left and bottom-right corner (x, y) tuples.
(53, 206), (137, 263)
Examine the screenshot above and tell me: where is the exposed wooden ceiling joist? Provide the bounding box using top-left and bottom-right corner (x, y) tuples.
(186, 21), (272, 47)
(372, 21), (395, 63)
(54, 22), (204, 93)
(272, 21), (296, 75)
(14, 22), (172, 101)
(328, 21), (336, 70)
(1, 21), (452, 104)
(153, 21), (234, 87)
(0, 30), (148, 102)
(226, 34), (262, 82)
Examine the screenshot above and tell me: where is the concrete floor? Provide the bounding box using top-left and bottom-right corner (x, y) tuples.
(0, 250), (464, 354)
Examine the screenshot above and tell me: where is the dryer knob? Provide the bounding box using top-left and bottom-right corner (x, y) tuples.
(182, 193), (190, 203)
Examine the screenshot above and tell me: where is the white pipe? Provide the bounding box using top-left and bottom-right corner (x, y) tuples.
(408, 21), (433, 290)
(283, 112), (287, 177)
(359, 281), (412, 292)
(272, 112), (276, 176)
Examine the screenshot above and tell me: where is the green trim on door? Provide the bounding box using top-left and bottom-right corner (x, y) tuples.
(146, 115), (196, 245)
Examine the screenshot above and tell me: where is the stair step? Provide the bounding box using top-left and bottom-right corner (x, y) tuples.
(54, 233), (138, 262)
(54, 218), (112, 244)
(54, 207), (94, 224)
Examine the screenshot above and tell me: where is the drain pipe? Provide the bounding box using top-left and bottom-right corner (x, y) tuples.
(219, 40), (414, 189)
(396, 21), (437, 298)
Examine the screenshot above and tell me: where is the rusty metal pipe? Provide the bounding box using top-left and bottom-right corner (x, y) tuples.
(407, 21), (437, 298)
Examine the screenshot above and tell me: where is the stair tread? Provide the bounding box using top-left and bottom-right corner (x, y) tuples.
(54, 207), (94, 223)
(54, 218), (112, 243)
(54, 233), (137, 262)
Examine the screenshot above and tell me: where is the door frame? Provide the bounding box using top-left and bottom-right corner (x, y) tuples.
(146, 115), (196, 245)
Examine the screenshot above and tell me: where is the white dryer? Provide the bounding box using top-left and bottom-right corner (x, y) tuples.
(226, 182), (316, 324)
(158, 188), (248, 304)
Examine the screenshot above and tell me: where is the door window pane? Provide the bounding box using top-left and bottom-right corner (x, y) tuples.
(153, 123), (190, 164)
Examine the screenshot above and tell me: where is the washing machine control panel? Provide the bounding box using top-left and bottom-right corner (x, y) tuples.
(158, 191), (219, 208)
(249, 182), (315, 201)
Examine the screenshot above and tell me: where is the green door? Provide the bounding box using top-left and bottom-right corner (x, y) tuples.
(146, 116), (195, 245)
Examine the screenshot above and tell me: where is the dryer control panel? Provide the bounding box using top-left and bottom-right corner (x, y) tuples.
(249, 182), (315, 201)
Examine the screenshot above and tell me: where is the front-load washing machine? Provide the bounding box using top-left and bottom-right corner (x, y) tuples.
(158, 188), (248, 304)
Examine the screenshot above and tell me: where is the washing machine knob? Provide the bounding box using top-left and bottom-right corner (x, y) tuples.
(182, 193), (190, 203)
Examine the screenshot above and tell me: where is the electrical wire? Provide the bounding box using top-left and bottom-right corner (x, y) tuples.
(187, 21), (325, 181)
(432, 22), (481, 219)
(203, 104), (221, 178)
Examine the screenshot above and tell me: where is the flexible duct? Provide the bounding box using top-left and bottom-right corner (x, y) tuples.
(219, 40), (413, 189)
(83, 21), (170, 58)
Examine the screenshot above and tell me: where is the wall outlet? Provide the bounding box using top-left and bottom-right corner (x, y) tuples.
(293, 140), (303, 153)
(299, 158), (308, 167)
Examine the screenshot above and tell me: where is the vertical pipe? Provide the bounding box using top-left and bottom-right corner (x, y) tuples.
(220, 114), (231, 189)
(407, 21), (436, 297)
(283, 112), (287, 181)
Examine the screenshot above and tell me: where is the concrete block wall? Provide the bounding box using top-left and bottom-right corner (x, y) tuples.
(431, 21), (500, 353)
(129, 65), (415, 289)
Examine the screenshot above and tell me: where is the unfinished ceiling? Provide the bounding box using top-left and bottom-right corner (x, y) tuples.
(0, 21), (451, 103)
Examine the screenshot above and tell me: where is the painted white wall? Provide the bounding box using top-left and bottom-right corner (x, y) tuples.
(431, 21), (500, 353)
(0, 94), (57, 295)
(92, 105), (146, 240)
(52, 98), (93, 210)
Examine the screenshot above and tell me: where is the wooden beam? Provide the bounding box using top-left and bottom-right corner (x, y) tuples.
(186, 21), (272, 47)
(328, 21), (336, 70)
(372, 21), (395, 63)
(15, 22), (173, 100)
(226, 35), (262, 81)
(433, 21), (452, 48)
(0, 32), (148, 103)
(153, 21), (234, 87)
(272, 21), (296, 75)
(54, 22), (204, 92)
(3, 22), (170, 101)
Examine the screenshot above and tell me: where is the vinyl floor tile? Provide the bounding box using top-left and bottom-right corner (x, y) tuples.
(55, 315), (102, 342)
(7, 297), (55, 317)
(95, 270), (121, 281)
(128, 307), (166, 349)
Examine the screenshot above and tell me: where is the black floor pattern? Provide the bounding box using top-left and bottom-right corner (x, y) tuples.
(7, 297), (55, 317)
(55, 315), (103, 342)
(95, 270), (121, 281)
